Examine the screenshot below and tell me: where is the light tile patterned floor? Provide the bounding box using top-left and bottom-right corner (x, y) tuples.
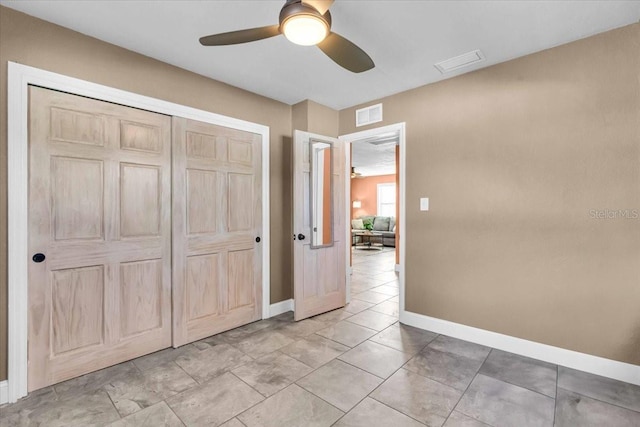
(1, 248), (639, 426)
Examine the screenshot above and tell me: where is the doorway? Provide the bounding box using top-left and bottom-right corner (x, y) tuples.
(340, 123), (406, 322)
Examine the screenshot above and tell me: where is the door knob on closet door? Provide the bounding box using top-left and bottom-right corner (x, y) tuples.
(297, 234), (306, 241)
(32, 253), (46, 263)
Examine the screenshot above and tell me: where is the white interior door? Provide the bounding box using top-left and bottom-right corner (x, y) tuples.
(28, 87), (172, 391)
(172, 117), (263, 346)
(293, 130), (346, 321)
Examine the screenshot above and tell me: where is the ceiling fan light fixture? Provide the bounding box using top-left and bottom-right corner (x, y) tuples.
(200, 0), (375, 73)
(282, 14), (329, 46)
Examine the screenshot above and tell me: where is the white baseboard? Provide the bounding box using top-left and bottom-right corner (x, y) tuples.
(400, 310), (640, 386)
(0, 380), (7, 404)
(269, 299), (294, 317)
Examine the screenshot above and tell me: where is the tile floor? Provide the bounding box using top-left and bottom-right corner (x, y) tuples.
(1, 247), (639, 426)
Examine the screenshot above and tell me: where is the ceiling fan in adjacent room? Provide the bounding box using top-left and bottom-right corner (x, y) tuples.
(199, 0), (375, 73)
(351, 167), (362, 178)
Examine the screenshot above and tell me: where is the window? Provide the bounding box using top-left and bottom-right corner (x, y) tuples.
(377, 183), (396, 217)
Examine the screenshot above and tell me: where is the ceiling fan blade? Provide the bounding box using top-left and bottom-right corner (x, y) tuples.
(317, 32), (374, 73)
(199, 25), (281, 46)
(301, 0), (334, 15)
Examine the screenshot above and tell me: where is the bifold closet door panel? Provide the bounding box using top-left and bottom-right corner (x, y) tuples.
(172, 117), (263, 347)
(28, 87), (172, 391)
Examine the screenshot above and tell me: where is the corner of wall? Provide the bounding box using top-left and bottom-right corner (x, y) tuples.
(291, 100), (309, 132)
(291, 99), (339, 138)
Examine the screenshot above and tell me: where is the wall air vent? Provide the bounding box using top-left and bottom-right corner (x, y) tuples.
(355, 103), (383, 127)
(434, 49), (485, 74)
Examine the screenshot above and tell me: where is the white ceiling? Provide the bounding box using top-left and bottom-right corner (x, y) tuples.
(2, 1), (639, 110)
(352, 135), (398, 177)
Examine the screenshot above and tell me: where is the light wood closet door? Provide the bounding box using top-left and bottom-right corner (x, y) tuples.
(28, 87), (172, 391)
(172, 118), (262, 346)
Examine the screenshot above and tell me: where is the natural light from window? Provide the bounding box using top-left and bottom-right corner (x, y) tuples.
(377, 183), (396, 217)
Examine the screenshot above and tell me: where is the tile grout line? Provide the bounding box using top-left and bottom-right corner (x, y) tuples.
(553, 364), (559, 426)
(293, 357), (388, 419)
(354, 328), (438, 422)
(314, 324), (378, 347)
(283, 335), (351, 369)
(555, 385), (640, 415)
(363, 340), (437, 425)
(302, 332), (349, 350)
(354, 332), (442, 426)
(367, 396), (430, 426)
(335, 357), (389, 381)
(294, 385), (347, 419)
(229, 370), (269, 400)
(413, 342), (560, 402)
(474, 370), (558, 401)
(342, 318), (397, 332)
(230, 348), (317, 395)
(397, 342), (505, 394)
(169, 404), (190, 427)
(164, 397), (189, 427)
(397, 365), (470, 397)
(446, 346), (494, 426)
(103, 387), (123, 421)
(177, 370), (266, 425)
(167, 347), (290, 426)
(367, 325), (437, 354)
(148, 319), (380, 425)
(232, 335), (352, 421)
(171, 359), (200, 389)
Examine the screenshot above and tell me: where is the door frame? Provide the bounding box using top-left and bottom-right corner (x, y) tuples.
(338, 123), (406, 308)
(6, 62), (271, 403)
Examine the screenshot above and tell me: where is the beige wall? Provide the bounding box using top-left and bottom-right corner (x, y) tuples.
(0, 6), (294, 380)
(292, 100), (339, 137)
(340, 23), (640, 365)
(292, 101), (310, 135)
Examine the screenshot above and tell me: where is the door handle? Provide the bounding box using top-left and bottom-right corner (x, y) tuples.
(32, 253), (46, 263)
(255, 236), (261, 243)
(297, 233), (306, 241)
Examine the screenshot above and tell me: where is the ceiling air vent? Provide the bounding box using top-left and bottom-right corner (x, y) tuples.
(434, 49), (485, 74)
(356, 103), (383, 127)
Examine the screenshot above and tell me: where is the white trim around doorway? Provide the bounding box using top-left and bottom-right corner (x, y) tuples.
(339, 123), (406, 312)
(6, 62), (271, 403)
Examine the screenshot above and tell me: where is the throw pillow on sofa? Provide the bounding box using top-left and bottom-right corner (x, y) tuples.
(373, 216), (390, 231)
(351, 219), (365, 230)
(390, 216), (396, 232)
(360, 215), (375, 224)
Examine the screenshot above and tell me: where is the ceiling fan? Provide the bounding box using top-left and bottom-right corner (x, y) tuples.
(351, 167), (362, 178)
(199, 0), (375, 73)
